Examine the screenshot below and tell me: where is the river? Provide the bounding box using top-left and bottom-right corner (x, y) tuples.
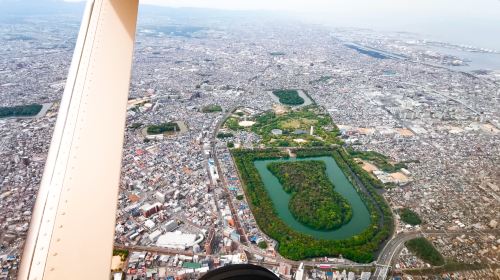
(253, 156), (371, 240)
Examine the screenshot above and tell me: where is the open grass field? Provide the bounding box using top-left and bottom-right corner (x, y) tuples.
(279, 118), (317, 130)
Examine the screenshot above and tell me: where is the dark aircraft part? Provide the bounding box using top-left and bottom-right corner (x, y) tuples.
(199, 264), (280, 280)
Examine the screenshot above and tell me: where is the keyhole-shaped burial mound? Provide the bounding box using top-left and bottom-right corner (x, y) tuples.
(267, 160), (352, 230)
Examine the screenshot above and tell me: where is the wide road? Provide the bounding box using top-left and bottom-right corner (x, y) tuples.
(210, 106), (249, 243)
(372, 228), (500, 279)
(372, 231), (422, 280)
(114, 244), (206, 258)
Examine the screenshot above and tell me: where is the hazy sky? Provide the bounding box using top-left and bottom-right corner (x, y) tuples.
(64, 0), (500, 49)
(64, 0), (500, 15)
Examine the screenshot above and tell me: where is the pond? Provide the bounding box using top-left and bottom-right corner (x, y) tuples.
(254, 156), (371, 240)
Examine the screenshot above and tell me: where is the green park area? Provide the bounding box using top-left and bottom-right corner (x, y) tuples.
(347, 147), (407, 173)
(272, 90), (304, 105)
(0, 104), (42, 118)
(267, 161), (353, 230)
(217, 132), (234, 139)
(224, 98), (396, 261)
(403, 237), (494, 275)
(399, 208), (422, 225)
(202, 104), (223, 113)
(147, 122), (180, 134)
(405, 237), (445, 266)
(223, 105), (343, 147)
(258, 240), (268, 249)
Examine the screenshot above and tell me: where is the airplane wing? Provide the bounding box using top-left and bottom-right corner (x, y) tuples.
(18, 0), (139, 279)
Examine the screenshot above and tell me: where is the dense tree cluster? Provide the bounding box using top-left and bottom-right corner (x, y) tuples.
(217, 132), (234, 138)
(327, 148), (394, 236)
(267, 161), (352, 230)
(0, 104), (42, 118)
(331, 148), (386, 189)
(405, 237), (445, 266)
(248, 106), (342, 147)
(295, 147), (394, 237)
(202, 104), (223, 113)
(231, 148), (394, 262)
(399, 208), (422, 225)
(272, 90), (305, 105)
(225, 118), (241, 130)
(112, 249), (129, 262)
(146, 122), (180, 134)
(346, 147), (410, 173)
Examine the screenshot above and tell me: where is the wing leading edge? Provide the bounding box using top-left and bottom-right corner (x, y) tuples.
(18, 0), (139, 279)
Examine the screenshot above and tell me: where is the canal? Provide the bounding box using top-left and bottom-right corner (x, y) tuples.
(254, 156), (371, 240)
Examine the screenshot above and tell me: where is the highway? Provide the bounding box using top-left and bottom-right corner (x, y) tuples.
(372, 228), (500, 279)
(372, 231), (422, 279)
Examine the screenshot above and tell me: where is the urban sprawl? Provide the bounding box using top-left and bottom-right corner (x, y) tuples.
(0, 9), (499, 280)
